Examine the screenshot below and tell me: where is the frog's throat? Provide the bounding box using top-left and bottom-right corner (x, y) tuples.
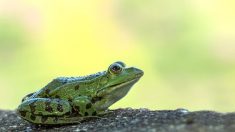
(95, 78), (140, 111)
(108, 78), (140, 92)
(96, 72), (143, 97)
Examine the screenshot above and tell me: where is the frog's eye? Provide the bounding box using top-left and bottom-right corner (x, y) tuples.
(114, 61), (126, 67)
(109, 63), (123, 74)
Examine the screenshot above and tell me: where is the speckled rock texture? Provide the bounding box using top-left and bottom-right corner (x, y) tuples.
(0, 108), (235, 132)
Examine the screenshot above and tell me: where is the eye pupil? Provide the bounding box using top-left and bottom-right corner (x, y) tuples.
(108, 63), (123, 74)
(112, 65), (120, 71)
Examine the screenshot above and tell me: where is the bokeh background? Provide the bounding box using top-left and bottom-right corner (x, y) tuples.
(0, 0), (235, 112)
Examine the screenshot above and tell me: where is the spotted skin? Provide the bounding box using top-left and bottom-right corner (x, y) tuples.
(29, 101), (36, 114)
(19, 111), (26, 117)
(92, 111), (97, 116)
(55, 95), (60, 99)
(17, 61), (144, 125)
(57, 104), (63, 112)
(86, 103), (92, 109)
(74, 84), (80, 90)
(30, 114), (36, 121)
(41, 116), (48, 123)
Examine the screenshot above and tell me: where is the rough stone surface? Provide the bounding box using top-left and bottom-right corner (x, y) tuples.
(0, 108), (235, 132)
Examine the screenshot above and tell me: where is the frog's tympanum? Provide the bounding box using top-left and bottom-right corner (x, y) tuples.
(17, 61), (144, 125)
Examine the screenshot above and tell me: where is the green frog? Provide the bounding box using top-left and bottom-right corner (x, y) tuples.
(17, 61), (143, 125)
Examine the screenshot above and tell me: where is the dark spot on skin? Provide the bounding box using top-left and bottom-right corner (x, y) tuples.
(54, 117), (58, 123)
(45, 89), (50, 95)
(65, 111), (71, 116)
(55, 95), (60, 98)
(74, 106), (80, 112)
(41, 116), (48, 123)
(30, 114), (36, 121)
(19, 111), (26, 117)
(92, 111), (97, 116)
(57, 104), (63, 112)
(91, 97), (102, 103)
(86, 103), (92, 109)
(29, 101), (36, 114)
(74, 84), (80, 90)
(45, 102), (53, 113)
(45, 101), (50, 106)
(85, 112), (89, 116)
(68, 98), (72, 102)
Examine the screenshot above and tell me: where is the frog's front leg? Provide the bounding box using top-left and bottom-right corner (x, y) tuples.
(17, 98), (72, 124)
(72, 96), (98, 116)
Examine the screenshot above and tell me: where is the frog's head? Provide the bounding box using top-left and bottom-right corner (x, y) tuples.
(93, 61), (144, 111)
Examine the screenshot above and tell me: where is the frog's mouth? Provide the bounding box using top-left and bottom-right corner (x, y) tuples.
(95, 73), (143, 110)
(97, 72), (143, 97)
(108, 78), (140, 91)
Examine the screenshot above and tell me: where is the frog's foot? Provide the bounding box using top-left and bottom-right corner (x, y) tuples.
(27, 115), (85, 125)
(98, 110), (114, 115)
(83, 110), (114, 121)
(41, 116), (85, 125)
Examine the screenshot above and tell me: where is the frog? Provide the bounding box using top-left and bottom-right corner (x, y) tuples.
(17, 61), (144, 125)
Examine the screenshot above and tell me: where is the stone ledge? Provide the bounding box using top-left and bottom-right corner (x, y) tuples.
(0, 108), (235, 132)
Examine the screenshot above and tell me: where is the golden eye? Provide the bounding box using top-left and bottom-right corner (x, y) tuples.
(109, 63), (123, 74)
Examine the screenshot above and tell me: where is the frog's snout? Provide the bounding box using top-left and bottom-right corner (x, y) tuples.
(129, 67), (144, 78)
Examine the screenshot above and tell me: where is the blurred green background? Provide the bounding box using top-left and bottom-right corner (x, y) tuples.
(0, 0), (235, 112)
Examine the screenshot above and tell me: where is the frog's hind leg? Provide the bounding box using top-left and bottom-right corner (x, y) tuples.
(17, 98), (73, 124)
(21, 92), (35, 102)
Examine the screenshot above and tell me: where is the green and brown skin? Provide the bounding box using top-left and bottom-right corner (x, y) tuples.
(17, 61), (144, 125)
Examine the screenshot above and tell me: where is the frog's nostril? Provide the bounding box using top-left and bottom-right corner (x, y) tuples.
(134, 68), (144, 76)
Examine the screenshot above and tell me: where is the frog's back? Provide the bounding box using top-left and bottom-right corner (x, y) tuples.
(29, 72), (105, 98)
(30, 77), (81, 98)
(53, 71), (105, 84)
